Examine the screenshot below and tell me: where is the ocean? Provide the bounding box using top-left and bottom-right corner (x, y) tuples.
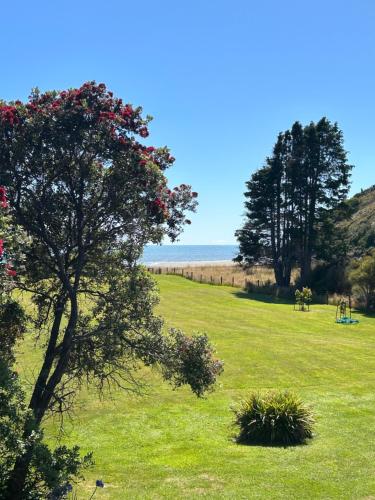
(141, 245), (239, 265)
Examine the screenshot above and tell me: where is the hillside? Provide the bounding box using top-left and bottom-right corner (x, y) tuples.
(342, 185), (375, 255)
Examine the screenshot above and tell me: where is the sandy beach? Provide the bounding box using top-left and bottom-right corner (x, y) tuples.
(144, 260), (234, 268)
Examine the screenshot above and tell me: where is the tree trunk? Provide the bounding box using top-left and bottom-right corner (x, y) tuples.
(4, 448), (34, 500)
(5, 293), (78, 498)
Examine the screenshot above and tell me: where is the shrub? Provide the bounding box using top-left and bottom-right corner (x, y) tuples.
(349, 251), (375, 311)
(233, 390), (314, 446)
(295, 287), (312, 311)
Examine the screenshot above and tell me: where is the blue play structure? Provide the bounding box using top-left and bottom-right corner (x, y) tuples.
(335, 297), (359, 325)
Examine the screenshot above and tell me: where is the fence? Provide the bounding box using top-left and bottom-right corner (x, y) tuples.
(146, 266), (335, 304)
(147, 266), (265, 289)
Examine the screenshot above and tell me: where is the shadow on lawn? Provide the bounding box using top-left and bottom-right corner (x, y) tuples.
(233, 290), (293, 305)
(351, 309), (375, 319)
(231, 435), (311, 448)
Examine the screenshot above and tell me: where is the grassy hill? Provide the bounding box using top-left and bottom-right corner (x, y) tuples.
(343, 185), (375, 255)
(18, 275), (375, 498)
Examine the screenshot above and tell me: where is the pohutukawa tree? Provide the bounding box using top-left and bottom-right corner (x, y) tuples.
(0, 82), (223, 498)
(235, 118), (352, 287)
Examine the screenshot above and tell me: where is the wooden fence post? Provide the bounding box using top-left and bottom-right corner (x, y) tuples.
(232, 276), (234, 287)
(220, 276), (223, 285)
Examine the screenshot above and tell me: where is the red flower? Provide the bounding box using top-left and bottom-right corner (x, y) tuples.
(154, 198), (167, 210)
(0, 186), (8, 208)
(146, 146), (155, 152)
(139, 127), (149, 138)
(121, 105), (133, 118)
(192, 192), (198, 198)
(0, 105), (19, 126)
(139, 159), (147, 166)
(98, 111), (116, 122)
(118, 136), (126, 145)
(6, 268), (17, 277)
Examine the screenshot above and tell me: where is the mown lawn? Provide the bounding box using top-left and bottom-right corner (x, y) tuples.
(18, 275), (375, 498)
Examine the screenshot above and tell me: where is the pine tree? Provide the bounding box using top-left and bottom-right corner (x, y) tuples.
(236, 118), (352, 287)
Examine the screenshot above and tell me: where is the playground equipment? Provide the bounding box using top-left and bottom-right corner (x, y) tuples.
(335, 296), (359, 324)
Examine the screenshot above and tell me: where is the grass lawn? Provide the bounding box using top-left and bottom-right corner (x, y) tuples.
(18, 275), (375, 498)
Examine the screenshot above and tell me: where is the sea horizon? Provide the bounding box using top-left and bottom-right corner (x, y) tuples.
(141, 244), (239, 265)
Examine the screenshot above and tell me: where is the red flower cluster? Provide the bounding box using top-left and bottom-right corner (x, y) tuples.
(121, 105), (133, 118)
(154, 198), (167, 210)
(6, 265), (16, 277)
(0, 105), (19, 126)
(0, 239), (3, 258)
(98, 111), (117, 121)
(0, 186), (8, 208)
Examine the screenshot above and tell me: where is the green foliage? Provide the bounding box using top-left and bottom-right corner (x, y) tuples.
(0, 82), (221, 495)
(0, 359), (27, 491)
(0, 359), (93, 499)
(349, 250), (375, 311)
(236, 118), (352, 287)
(340, 185), (375, 257)
(295, 287), (312, 311)
(0, 299), (27, 363)
(304, 261), (351, 295)
(233, 390), (314, 446)
(162, 329), (224, 397)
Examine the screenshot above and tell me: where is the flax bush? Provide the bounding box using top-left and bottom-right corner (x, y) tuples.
(233, 390), (314, 446)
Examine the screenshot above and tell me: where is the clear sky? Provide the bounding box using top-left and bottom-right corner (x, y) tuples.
(1, 0), (374, 244)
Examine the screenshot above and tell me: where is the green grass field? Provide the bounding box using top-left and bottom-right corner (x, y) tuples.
(18, 275), (375, 498)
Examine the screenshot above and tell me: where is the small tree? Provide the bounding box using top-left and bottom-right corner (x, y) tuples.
(349, 251), (375, 311)
(295, 287), (312, 311)
(0, 83), (223, 498)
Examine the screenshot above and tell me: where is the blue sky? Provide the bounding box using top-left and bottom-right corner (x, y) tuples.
(1, 0), (374, 244)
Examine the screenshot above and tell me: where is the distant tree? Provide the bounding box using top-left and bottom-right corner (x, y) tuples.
(236, 118), (352, 286)
(0, 83), (223, 498)
(349, 251), (375, 311)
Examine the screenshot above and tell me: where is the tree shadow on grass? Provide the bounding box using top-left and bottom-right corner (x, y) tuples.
(231, 435), (312, 448)
(233, 290), (294, 305)
(351, 308), (375, 320)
